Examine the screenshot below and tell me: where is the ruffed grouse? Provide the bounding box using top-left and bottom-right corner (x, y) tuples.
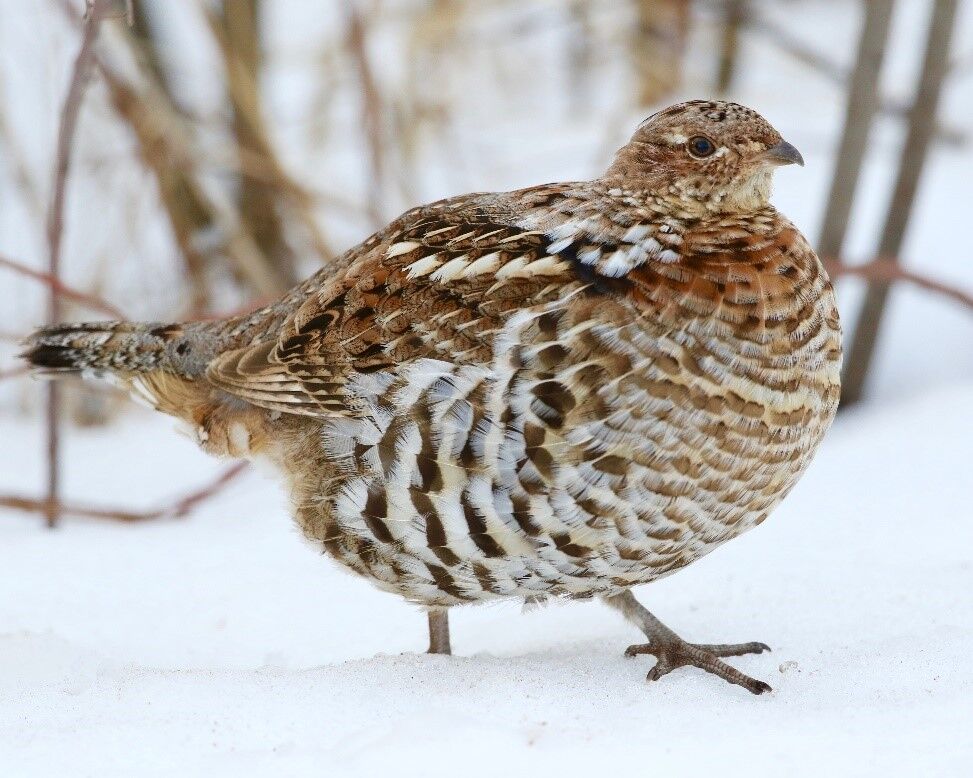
(24, 100), (841, 694)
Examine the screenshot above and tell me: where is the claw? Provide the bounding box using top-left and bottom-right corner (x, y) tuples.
(623, 639), (772, 695)
(749, 679), (773, 695)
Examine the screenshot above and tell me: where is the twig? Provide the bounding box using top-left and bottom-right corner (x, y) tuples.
(168, 461), (249, 517)
(0, 254), (126, 319)
(825, 258), (973, 313)
(0, 495), (156, 523)
(94, 30), (295, 300)
(0, 461), (249, 523)
(45, 0), (113, 528)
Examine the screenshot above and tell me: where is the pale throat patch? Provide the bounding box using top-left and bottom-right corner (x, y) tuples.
(723, 168), (774, 211)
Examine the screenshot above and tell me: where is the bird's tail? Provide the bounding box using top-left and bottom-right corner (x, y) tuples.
(21, 321), (185, 377)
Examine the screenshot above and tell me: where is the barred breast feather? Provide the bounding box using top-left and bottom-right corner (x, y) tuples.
(201, 183), (841, 607)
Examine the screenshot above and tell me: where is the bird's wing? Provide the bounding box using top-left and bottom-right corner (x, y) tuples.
(206, 200), (587, 418)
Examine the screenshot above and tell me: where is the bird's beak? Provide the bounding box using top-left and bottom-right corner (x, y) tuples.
(764, 140), (804, 167)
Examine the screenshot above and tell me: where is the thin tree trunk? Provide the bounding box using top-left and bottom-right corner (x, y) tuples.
(346, 4), (387, 227)
(746, 9), (964, 146)
(817, 0), (894, 262)
(632, 0), (690, 107)
(221, 0), (297, 289)
(842, 0), (959, 405)
(716, 0), (746, 94)
(128, 0), (217, 312)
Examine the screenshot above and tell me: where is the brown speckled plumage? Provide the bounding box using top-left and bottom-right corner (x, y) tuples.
(24, 101), (841, 694)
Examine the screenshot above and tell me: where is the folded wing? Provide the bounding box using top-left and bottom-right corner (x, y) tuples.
(206, 205), (581, 418)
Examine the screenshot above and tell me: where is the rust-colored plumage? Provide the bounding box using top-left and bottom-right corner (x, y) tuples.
(24, 101), (841, 694)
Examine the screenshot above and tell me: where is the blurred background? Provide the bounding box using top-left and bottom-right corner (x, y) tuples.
(1, 1), (971, 774)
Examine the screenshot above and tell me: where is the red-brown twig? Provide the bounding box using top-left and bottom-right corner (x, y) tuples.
(168, 461), (249, 517)
(0, 461), (248, 523)
(0, 495), (156, 523)
(825, 257), (973, 313)
(44, 0), (113, 528)
(0, 254), (126, 320)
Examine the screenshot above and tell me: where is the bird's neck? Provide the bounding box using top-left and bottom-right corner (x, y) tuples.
(599, 165), (775, 218)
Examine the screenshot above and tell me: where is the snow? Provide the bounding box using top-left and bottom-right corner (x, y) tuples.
(2, 384), (972, 776)
(2, 0), (973, 774)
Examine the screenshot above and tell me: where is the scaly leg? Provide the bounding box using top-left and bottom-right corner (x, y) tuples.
(427, 609), (451, 655)
(602, 591), (771, 695)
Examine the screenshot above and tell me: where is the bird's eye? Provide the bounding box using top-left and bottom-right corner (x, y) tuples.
(687, 136), (716, 158)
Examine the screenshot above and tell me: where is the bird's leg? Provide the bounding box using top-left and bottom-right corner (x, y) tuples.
(426, 609), (451, 655)
(602, 591), (771, 695)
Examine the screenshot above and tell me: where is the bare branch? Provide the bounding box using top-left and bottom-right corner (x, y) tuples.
(55, 1), (304, 305)
(168, 461), (249, 517)
(826, 258), (973, 313)
(0, 254), (126, 319)
(0, 461), (248, 523)
(0, 494), (156, 523)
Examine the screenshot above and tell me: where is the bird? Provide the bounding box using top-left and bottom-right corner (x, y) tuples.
(23, 100), (841, 695)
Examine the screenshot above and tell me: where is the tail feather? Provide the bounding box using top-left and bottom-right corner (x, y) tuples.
(21, 321), (182, 376)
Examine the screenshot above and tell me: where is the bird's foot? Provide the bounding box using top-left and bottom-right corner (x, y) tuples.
(624, 638), (771, 695)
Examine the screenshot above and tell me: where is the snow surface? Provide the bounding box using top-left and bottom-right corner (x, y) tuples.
(2, 385), (972, 776)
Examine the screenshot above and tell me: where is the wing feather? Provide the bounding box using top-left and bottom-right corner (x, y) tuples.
(205, 206), (582, 418)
